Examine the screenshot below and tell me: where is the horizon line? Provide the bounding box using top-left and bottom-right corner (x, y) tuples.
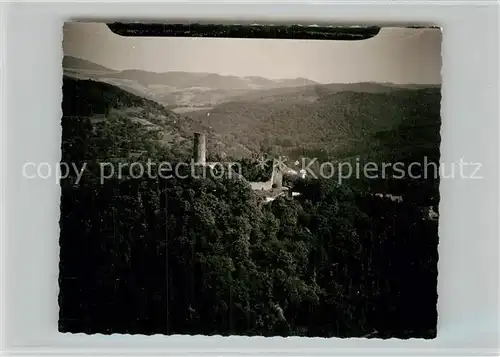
(63, 55), (442, 86)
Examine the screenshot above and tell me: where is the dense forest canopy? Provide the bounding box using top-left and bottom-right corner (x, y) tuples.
(59, 77), (439, 338)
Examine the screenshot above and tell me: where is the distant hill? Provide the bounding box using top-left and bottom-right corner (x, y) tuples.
(223, 81), (401, 105)
(63, 56), (114, 72)
(183, 85), (442, 162)
(62, 56), (319, 92)
(99, 70), (320, 109)
(62, 57), (321, 110)
(102, 69), (318, 91)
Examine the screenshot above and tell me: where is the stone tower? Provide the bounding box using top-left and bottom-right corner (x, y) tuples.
(193, 132), (206, 165)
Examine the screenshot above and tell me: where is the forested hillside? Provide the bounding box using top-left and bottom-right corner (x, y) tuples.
(184, 86), (441, 162)
(59, 74), (439, 338)
(62, 76), (214, 160)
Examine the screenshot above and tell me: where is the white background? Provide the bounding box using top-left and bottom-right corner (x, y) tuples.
(1, 1), (499, 356)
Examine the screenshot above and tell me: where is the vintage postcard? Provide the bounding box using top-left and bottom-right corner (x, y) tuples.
(59, 22), (441, 338)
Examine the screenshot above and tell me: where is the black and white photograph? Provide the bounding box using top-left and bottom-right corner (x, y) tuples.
(59, 22), (442, 338)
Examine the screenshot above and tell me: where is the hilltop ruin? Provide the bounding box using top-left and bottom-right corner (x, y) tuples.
(191, 132), (298, 202)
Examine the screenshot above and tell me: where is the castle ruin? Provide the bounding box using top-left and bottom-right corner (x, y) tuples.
(191, 132), (289, 196)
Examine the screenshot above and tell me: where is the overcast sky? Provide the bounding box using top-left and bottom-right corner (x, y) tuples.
(63, 22), (442, 84)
